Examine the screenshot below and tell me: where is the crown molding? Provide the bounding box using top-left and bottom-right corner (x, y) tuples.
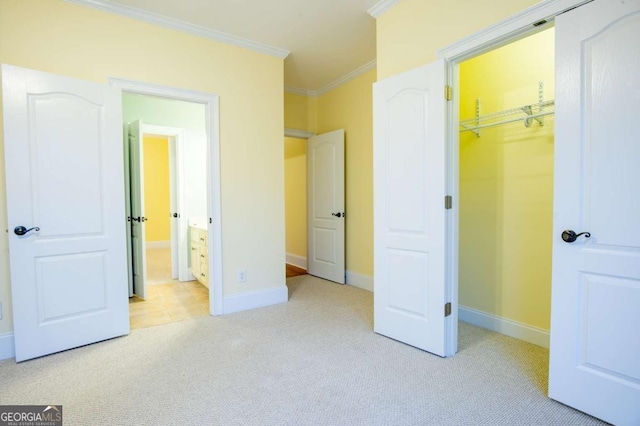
(316, 59), (376, 96)
(284, 128), (315, 139)
(284, 86), (318, 97)
(437, 0), (590, 60)
(64, 0), (290, 59)
(285, 59), (377, 98)
(367, 0), (402, 18)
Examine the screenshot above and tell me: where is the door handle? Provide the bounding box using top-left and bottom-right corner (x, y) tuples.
(14, 226), (40, 236)
(131, 217), (148, 222)
(561, 230), (591, 243)
(172, 213), (179, 218)
(331, 212), (345, 218)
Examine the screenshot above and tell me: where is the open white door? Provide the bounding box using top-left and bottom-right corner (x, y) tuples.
(549, 1), (640, 424)
(2, 64), (129, 362)
(373, 60), (450, 357)
(128, 120), (147, 299)
(307, 129), (345, 284)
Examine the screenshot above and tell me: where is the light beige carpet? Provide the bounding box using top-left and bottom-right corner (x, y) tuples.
(0, 275), (607, 425)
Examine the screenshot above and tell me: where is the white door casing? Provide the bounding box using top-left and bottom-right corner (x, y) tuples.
(549, 1), (640, 424)
(2, 64), (129, 362)
(307, 129), (345, 284)
(123, 125), (134, 297)
(128, 120), (147, 299)
(373, 60), (450, 357)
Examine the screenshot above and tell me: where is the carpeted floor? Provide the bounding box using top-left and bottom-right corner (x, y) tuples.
(0, 275), (606, 425)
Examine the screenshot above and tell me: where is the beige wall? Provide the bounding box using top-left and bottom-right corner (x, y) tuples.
(459, 29), (555, 330)
(0, 0), (285, 334)
(376, 0), (539, 79)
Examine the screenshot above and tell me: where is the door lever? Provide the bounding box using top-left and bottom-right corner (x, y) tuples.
(14, 226), (40, 236)
(561, 230), (591, 243)
(131, 217), (148, 223)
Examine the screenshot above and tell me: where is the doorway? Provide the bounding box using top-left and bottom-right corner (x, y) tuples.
(457, 28), (555, 347)
(112, 78), (224, 319)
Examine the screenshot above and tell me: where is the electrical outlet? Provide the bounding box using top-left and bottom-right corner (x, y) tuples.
(237, 269), (247, 283)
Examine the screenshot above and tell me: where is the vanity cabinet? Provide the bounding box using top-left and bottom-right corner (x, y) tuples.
(190, 226), (209, 288)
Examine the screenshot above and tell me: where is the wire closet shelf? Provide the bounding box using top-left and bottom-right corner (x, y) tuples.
(459, 81), (555, 136)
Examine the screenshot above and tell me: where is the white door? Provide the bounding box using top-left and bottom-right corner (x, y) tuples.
(123, 126), (134, 297)
(549, 1), (640, 424)
(128, 120), (147, 299)
(373, 60), (450, 357)
(307, 129), (345, 284)
(2, 64), (129, 362)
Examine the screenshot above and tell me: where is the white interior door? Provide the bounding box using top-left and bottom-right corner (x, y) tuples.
(123, 125), (134, 297)
(549, 1), (640, 424)
(307, 129), (345, 283)
(169, 136), (179, 279)
(2, 64), (129, 362)
(373, 60), (450, 357)
(128, 120), (147, 299)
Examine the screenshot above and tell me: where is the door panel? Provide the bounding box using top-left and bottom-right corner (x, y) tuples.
(549, 1), (640, 424)
(373, 60), (449, 357)
(307, 129), (345, 284)
(2, 64), (129, 362)
(129, 120), (147, 299)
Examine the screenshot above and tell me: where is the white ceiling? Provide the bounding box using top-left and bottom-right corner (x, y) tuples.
(106, 0), (380, 91)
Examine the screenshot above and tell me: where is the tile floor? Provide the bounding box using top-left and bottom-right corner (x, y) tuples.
(129, 248), (209, 330)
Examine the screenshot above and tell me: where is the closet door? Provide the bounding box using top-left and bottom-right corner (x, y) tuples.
(549, 1), (640, 424)
(373, 60), (452, 357)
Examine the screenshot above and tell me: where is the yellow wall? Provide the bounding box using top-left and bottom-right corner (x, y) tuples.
(376, 0), (539, 79)
(459, 29), (555, 330)
(0, 0), (285, 335)
(284, 137), (307, 257)
(283, 68), (376, 277)
(143, 136), (171, 242)
(317, 69), (376, 277)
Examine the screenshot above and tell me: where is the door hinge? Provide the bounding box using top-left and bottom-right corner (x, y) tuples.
(445, 195), (452, 209)
(445, 302), (452, 317)
(445, 85), (453, 101)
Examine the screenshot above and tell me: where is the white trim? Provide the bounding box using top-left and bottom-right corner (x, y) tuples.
(316, 60), (377, 96)
(345, 271), (373, 292)
(459, 305), (550, 348)
(284, 86), (317, 97)
(111, 77), (224, 316)
(64, 0), (290, 59)
(285, 59), (377, 98)
(146, 240), (171, 249)
(0, 333), (15, 361)
(284, 128), (315, 139)
(437, 0), (591, 61)
(367, 0), (402, 18)
(223, 287), (288, 314)
(286, 253), (307, 270)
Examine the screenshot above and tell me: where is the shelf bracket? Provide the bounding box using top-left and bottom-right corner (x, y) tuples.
(523, 81), (546, 127)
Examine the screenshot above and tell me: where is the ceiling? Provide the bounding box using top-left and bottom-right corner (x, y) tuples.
(106, 0), (380, 92)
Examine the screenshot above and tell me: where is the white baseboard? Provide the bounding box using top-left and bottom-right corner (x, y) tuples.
(286, 253), (307, 270)
(0, 333), (15, 360)
(459, 305), (550, 348)
(146, 240), (171, 249)
(346, 270), (373, 292)
(223, 286), (288, 315)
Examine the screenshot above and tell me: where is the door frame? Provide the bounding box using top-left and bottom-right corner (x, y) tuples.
(436, 0), (593, 355)
(283, 128), (315, 271)
(138, 123), (189, 282)
(110, 77), (223, 316)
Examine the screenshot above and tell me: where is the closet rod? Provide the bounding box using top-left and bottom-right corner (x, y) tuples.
(459, 110), (554, 133)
